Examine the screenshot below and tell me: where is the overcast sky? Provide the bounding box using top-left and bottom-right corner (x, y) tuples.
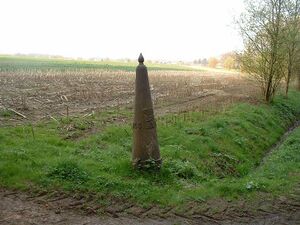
(0, 0), (245, 61)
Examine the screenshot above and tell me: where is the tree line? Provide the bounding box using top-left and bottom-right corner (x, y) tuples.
(193, 52), (240, 70)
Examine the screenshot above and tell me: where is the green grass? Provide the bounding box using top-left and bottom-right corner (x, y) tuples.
(0, 55), (195, 72)
(208, 124), (300, 199)
(0, 91), (300, 208)
(0, 109), (13, 117)
(250, 126), (300, 192)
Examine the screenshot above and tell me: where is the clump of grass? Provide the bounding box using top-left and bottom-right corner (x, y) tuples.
(58, 117), (94, 139)
(206, 152), (240, 178)
(0, 109), (13, 117)
(47, 161), (89, 184)
(165, 159), (200, 179)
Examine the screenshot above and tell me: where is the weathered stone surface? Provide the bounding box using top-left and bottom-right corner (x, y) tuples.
(132, 53), (161, 169)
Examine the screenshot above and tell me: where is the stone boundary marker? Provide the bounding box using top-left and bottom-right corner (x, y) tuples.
(132, 53), (161, 169)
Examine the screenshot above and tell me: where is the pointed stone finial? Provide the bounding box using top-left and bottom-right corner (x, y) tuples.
(138, 53), (144, 64)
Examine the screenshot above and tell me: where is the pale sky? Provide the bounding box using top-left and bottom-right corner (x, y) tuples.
(0, 0), (244, 61)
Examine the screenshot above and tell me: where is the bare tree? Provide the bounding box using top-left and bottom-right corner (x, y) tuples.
(283, 0), (300, 95)
(238, 0), (287, 102)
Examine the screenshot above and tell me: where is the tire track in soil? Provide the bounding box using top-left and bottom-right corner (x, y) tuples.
(1, 185), (300, 225)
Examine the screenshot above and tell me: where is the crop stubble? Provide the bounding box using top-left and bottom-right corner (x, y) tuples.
(0, 68), (259, 123)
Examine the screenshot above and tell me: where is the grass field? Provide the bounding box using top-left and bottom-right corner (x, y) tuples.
(0, 55), (194, 72)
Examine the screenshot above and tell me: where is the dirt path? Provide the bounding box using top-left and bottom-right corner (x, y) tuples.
(0, 189), (192, 225)
(0, 190), (180, 225)
(1, 186), (299, 225)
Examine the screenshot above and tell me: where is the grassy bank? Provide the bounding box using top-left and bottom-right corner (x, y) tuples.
(0, 91), (300, 207)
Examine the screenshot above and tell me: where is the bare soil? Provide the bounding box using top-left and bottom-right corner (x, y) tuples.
(0, 69), (259, 125)
(1, 187), (299, 225)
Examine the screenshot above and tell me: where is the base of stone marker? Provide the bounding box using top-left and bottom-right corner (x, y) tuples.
(132, 158), (162, 170)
